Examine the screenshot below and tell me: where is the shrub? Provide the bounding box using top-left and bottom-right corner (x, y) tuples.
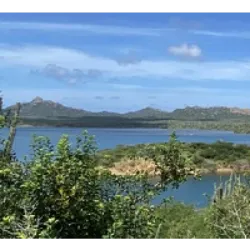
(0, 131), (194, 239)
(205, 175), (250, 238)
(155, 200), (211, 238)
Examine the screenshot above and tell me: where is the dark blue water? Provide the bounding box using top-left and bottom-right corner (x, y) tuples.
(1, 127), (248, 208)
(153, 175), (240, 208)
(1, 127), (249, 159)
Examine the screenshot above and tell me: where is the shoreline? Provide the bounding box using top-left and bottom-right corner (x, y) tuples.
(5, 124), (247, 134)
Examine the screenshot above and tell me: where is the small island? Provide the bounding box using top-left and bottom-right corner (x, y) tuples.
(98, 140), (250, 175)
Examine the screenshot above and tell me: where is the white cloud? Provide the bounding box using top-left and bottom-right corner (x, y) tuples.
(1, 45), (250, 81)
(168, 44), (202, 58)
(190, 30), (250, 39)
(2, 20), (250, 41)
(0, 21), (162, 36)
(111, 84), (144, 89)
(32, 64), (103, 84)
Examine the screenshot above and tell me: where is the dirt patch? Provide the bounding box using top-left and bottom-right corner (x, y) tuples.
(110, 157), (158, 176)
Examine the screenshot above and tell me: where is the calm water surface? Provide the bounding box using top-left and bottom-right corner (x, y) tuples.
(1, 127), (249, 207)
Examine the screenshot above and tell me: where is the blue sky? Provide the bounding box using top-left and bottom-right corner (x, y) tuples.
(1, 13), (250, 112)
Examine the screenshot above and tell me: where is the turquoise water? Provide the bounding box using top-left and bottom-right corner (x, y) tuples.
(1, 127), (249, 207)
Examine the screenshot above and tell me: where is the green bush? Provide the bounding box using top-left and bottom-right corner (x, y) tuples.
(156, 201), (212, 238)
(155, 175), (250, 239)
(0, 131), (193, 239)
(0, 115), (4, 128)
(205, 175), (250, 238)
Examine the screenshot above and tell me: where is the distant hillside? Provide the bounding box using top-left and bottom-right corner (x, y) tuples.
(170, 106), (250, 121)
(4, 97), (250, 123)
(171, 106), (231, 121)
(5, 97), (121, 118)
(123, 107), (169, 119)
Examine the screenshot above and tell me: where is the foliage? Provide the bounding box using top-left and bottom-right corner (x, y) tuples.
(0, 130), (194, 239)
(156, 200), (211, 238)
(149, 132), (197, 188)
(155, 175), (250, 239)
(98, 140), (250, 174)
(148, 175), (250, 239)
(0, 115), (4, 128)
(205, 175), (250, 238)
(167, 120), (250, 134)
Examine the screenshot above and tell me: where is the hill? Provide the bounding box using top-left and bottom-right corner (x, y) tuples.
(123, 107), (169, 119)
(170, 106), (248, 121)
(8, 97), (249, 120)
(5, 97), (121, 118)
(4, 98), (250, 131)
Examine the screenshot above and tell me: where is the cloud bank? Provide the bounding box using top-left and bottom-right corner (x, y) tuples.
(1, 45), (250, 81)
(0, 21), (161, 36)
(30, 64), (103, 84)
(1, 20), (250, 40)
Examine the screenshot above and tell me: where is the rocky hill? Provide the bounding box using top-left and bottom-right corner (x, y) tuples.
(5, 97), (120, 118)
(4, 97), (250, 122)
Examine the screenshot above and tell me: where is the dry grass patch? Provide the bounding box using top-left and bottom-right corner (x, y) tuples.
(110, 157), (158, 176)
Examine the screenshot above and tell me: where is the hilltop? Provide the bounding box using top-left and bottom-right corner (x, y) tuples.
(5, 97), (121, 118)
(170, 106), (247, 121)
(124, 107), (169, 119)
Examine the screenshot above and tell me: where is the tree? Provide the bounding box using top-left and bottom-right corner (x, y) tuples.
(3, 102), (21, 159)
(0, 130), (195, 238)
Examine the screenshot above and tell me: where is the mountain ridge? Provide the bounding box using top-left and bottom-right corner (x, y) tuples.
(4, 97), (250, 120)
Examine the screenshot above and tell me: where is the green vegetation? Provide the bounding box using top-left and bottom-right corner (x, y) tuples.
(98, 140), (250, 174)
(156, 175), (250, 239)
(155, 201), (211, 238)
(0, 115), (4, 128)
(166, 120), (250, 134)
(19, 116), (155, 128)
(0, 109), (196, 238)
